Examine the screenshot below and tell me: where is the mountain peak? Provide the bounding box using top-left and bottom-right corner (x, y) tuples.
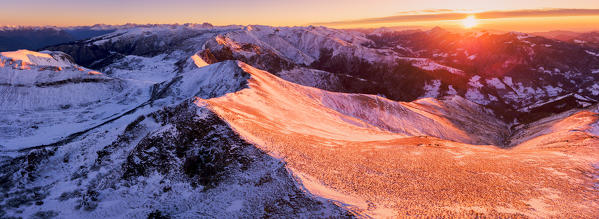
(428, 26), (447, 34)
(0, 49), (75, 69)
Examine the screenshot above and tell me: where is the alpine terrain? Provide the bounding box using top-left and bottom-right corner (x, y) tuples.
(1, 24), (598, 218)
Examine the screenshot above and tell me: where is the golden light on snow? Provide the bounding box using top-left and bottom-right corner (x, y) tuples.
(0, 50), (53, 63)
(197, 61), (599, 217)
(191, 54), (209, 68)
(461, 15), (479, 28)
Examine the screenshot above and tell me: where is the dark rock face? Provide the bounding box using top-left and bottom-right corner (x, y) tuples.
(515, 94), (595, 124)
(309, 48), (462, 101)
(44, 42), (116, 69)
(122, 101), (252, 189)
(204, 45), (296, 74)
(0, 149), (55, 216)
(0, 149), (55, 191)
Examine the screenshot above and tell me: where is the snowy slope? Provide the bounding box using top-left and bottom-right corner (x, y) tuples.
(151, 60), (250, 105)
(100, 54), (179, 83)
(199, 61), (507, 145)
(204, 25), (395, 65)
(200, 61), (599, 218)
(509, 103), (599, 147)
(0, 50), (152, 150)
(0, 100), (348, 218)
(0, 59), (350, 218)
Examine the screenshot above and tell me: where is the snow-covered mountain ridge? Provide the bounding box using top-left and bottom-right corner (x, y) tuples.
(200, 60), (599, 218)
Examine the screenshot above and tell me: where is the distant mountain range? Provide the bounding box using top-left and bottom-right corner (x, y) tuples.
(0, 24), (216, 51)
(532, 30), (599, 48)
(0, 26), (115, 51)
(2, 24), (598, 51)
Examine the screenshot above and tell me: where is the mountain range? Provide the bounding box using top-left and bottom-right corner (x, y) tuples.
(1, 24), (598, 218)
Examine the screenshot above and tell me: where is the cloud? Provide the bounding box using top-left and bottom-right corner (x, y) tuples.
(395, 9), (457, 15)
(314, 8), (599, 26)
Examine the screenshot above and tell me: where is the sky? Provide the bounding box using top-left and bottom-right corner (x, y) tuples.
(1, 0), (599, 32)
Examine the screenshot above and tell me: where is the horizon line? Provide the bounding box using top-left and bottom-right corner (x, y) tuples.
(312, 8), (599, 26)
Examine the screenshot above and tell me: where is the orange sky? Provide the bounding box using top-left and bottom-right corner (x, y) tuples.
(328, 14), (599, 32)
(1, 0), (598, 32)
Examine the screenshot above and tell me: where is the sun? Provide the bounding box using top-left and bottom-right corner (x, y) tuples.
(461, 15), (479, 29)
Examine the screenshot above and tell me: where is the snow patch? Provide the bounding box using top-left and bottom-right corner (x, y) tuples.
(465, 88), (490, 105)
(486, 78), (506, 89)
(422, 80), (441, 98)
(586, 50), (599, 57)
(503, 76), (513, 87)
(447, 85), (458, 96)
(405, 58), (465, 75)
(544, 85), (563, 97)
(468, 75), (484, 88)
(588, 83), (599, 95)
